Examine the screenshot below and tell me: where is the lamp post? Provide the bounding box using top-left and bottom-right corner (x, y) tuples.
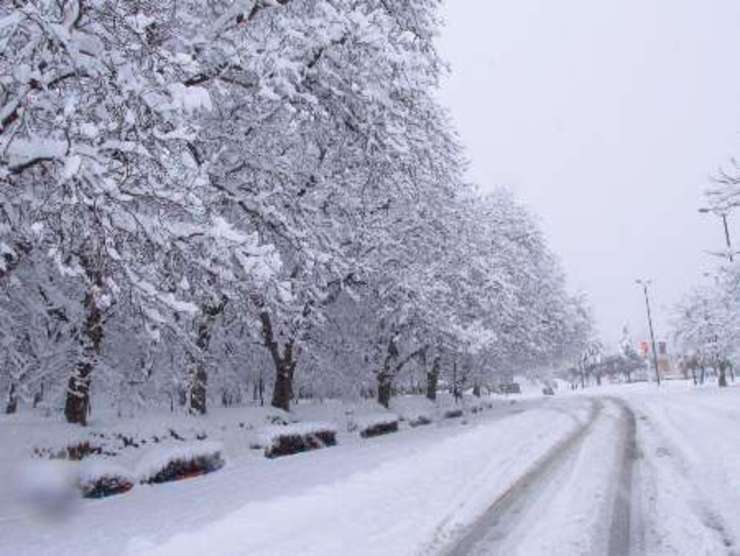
(698, 207), (734, 262)
(636, 279), (661, 385)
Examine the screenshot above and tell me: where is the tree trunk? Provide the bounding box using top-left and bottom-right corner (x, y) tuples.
(452, 360), (461, 402)
(5, 383), (17, 414)
(426, 356), (440, 401)
(32, 382), (44, 408)
(718, 363), (728, 388)
(472, 383), (481, 397)
(188, 299), (227, 415)
(700, 366), (706, 384)
(65, 287), (103, 426)
(271, 359), (295, 412)
(259, 310), (296, 412)
(189, 361), (208, 414)
(377, 373), (392, 408)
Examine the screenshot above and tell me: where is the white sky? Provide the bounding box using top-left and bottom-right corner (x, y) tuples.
(437, 0), (740, 348)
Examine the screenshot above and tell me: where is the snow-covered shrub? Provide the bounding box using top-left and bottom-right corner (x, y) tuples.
(408, 415), (433, 427)
(33, 440), (107, 461)
(354, 414), (399, 438)
(78, 459), (134, 499)
(137, 442), (224, 484)
(258, 423), (337, 458)
(443, 408), (464, 419)
(390, 397), (434, 428)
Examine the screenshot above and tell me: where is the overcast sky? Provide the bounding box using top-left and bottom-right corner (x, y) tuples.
(437, 0), (740, 348)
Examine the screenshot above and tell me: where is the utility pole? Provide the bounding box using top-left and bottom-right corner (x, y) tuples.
(699, 207), (734, 262)
(636, 279), (661, 386)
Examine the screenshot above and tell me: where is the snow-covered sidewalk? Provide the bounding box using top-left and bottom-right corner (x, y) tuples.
(0, 398), (589, 556)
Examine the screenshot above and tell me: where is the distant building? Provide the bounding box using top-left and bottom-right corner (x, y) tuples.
(639, 339), (683, 380)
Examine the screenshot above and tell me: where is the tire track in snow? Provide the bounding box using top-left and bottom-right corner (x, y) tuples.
(440, 397), (642, 556)
(633, 404), (739, 555)
(606, 397), (640, 556)
(438, 398), (602, 556)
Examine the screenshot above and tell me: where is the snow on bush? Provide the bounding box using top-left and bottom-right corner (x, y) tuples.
(443, 408), (464, 419)
(78, 458), (134, 499)
(137, 442), (225, 484)
(353, 413), (400, 438)
(257, 422), (338, 458)
(33, 439), (108, 461)
(390, 397), (435, 427)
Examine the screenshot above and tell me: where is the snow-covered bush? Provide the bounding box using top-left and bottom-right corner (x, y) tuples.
(33, 440), (108, 461)
(137, 442), (225, 484)
(390, 397), (434, 428)
(78, 459), (134, 499)
(353, 414), (400, 438)
(443, 408), (464, 420)
(258, 423), (337, 459)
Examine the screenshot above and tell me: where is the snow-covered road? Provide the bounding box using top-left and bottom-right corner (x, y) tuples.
(2, 383), (738, 556)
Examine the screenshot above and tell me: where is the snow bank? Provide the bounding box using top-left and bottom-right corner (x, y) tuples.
(137, 442), (225, 484)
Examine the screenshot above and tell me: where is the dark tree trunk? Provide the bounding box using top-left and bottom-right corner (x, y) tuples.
(718, 363), (728, 388)
(65, 287), (103, 426)
(377, 373), (392, 408)
(272, 358), (295, 412)
(625, 370), (632, 383)
(189, 362), (208, 415)
(5, 383), (17, 414)
(188, 298), (227, 415)
(253, 373), (265, 406)
(452, 360), (461, 402)
(426, 356), (440, 401)
(32, 382), (43, 408)
(472, 383), (481, 397)
(700, 366), (706, 384)
(258, 311), (296, 412)
(690, 367), (697, 385)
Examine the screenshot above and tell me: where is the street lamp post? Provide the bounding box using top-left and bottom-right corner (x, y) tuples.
(698, 207), (734, 262)
(636, 279), (661, 386)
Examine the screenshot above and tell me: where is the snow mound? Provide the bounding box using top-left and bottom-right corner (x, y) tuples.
(137, 442), (225, 484)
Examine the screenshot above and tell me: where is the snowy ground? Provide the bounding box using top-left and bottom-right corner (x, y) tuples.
(1, 381), (738, 555)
